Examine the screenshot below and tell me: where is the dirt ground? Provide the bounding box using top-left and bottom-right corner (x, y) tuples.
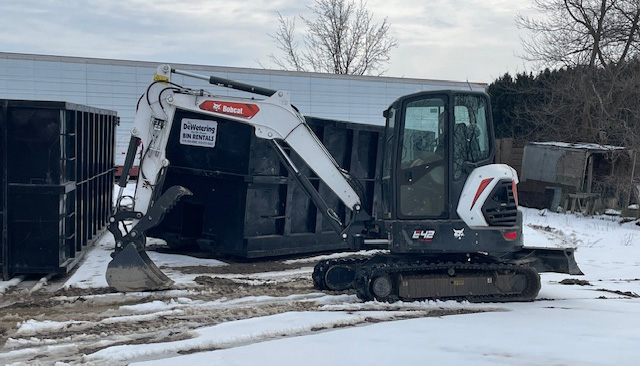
(0, 257), (315, 362)
(0, 253), (481, 366)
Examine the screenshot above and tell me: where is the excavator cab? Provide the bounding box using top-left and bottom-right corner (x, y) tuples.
(380, 91), (524, 255)
(310, 90), (581, 302)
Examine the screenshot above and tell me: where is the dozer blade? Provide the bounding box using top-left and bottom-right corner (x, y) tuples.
(106, 243), (174, 292)
(506, 246), (584, 275)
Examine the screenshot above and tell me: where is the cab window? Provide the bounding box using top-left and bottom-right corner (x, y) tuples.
(453, 95), (490, 180)
(398, 96), (447, 218)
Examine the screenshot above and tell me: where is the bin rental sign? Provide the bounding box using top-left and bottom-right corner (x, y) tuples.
(180, 118), (218, 148)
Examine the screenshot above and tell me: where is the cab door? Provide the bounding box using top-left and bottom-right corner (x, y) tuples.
(450, 94), (494, 206)
(395, 94), (449, 219)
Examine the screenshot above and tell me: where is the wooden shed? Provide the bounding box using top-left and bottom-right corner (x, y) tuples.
(518, 142), (638, 213)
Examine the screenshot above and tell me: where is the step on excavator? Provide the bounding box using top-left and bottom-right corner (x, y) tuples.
(107, 64), (582, 301)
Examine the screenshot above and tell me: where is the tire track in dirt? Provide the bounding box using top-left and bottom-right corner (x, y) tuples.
(0, 257), (493, 365)
(0, 265), (331, 365)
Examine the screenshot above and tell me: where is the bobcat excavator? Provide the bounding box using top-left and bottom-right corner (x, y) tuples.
(106, 64), (582, 302)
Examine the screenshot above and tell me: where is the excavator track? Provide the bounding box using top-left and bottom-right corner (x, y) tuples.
(353, 260), (541, 303)
(313, 257), (370, 291)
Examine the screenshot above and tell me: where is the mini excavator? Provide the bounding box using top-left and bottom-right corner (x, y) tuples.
(106, 65), (582, 302)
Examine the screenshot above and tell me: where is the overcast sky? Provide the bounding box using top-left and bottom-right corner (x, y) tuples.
(0, 0), (538, 83)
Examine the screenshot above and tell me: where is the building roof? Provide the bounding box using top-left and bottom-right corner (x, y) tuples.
(0, 52), (486, 89)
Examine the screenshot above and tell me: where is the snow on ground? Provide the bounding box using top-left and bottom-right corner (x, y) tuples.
(282, 249), (387, 264)
(522, 208), (640, 292)
(132, 300), (640, 366)
(65, 183), (226, 289)
(0, 276), (23, 295)
(63, 236), (226, 289)
(1, 207), (639, 365)
(87, 310), (435, 364)
(131, 208), (640, 365)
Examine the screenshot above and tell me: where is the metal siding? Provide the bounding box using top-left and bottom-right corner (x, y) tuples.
(4, 80), (36, 95)
(556, 150), (588, 188)
(86, 63), (114, 73)
(522, 145), (588, 190)
(522, 145), (563, 183)
(0, 52), (486, 165)
(2, 58), (36, 68)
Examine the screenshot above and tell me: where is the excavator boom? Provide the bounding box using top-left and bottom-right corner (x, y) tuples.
(106, 65), (365, 292)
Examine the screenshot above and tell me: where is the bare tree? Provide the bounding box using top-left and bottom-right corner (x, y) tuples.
(513, 0), (640, 145)
(506, 2), (640, 207)
(497, 64), (640, 146)
(268, 0), (398, 75)
(517, 0), (640, 68)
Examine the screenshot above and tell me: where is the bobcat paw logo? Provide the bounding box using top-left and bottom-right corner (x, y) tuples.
(453, 228), (465, 240)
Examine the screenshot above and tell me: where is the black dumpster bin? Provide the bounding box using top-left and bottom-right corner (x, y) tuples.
(147, 113), (383, 258)
(7, 183), (76, 273)
(0, 100), (117, 279)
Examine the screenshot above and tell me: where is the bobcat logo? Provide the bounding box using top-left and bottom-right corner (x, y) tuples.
(453, 228), (465, 240)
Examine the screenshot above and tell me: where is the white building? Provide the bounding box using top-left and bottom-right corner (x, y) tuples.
(0, 52), (486, 165)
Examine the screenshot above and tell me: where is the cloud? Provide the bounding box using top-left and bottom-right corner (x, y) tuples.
(0, 0), (536, 82)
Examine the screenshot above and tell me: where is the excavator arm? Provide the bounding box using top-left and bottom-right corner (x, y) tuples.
(107, 65), (366, 291)
(131, 65), (362, 221)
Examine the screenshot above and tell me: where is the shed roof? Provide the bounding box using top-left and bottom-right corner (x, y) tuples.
(530, 142), (627, 152)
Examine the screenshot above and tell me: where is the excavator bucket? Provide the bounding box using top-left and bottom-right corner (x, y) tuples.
(106, 185), (192, 292)
(106, 243), (174, 291)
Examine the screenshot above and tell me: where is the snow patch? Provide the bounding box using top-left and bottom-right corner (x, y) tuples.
(283, 250), (387, 264)
(0, 276), (24, 295)
(89, 311), (431, 365)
